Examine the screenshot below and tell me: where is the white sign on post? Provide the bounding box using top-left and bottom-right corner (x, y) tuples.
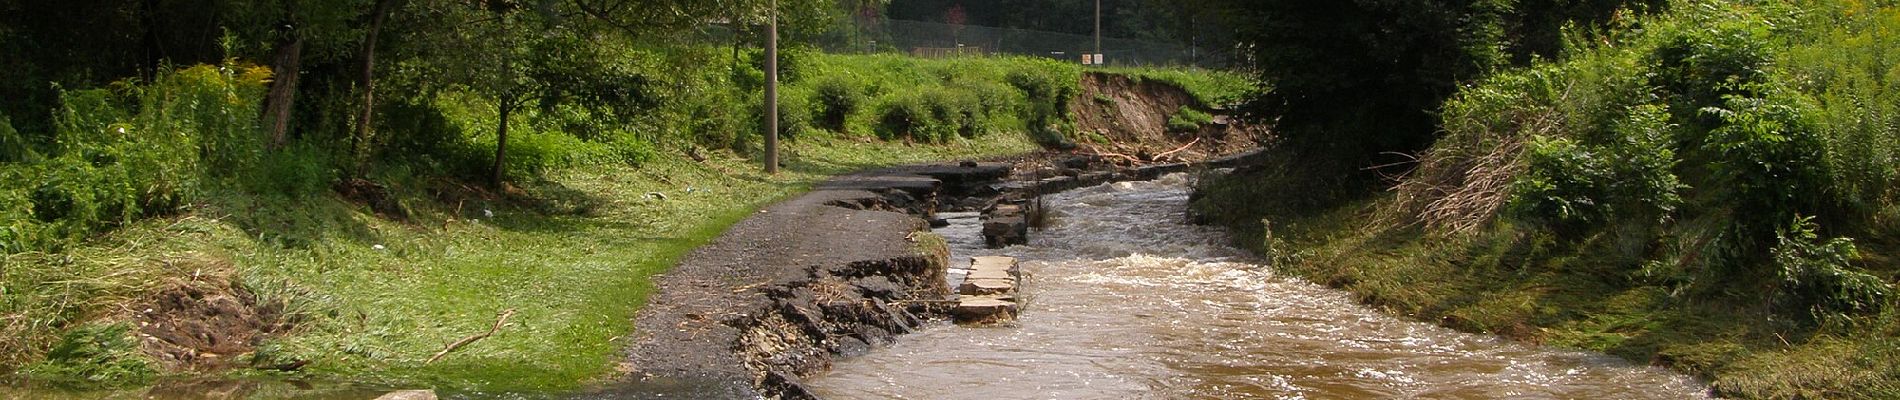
(1095, 53), (1106, 65)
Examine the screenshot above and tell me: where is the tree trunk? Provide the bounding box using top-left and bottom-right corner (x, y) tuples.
(351, 0), (402, 176)
(263, 34), (303, 150)
(492, 97), (513, 188)
(140, 0), (162, 81)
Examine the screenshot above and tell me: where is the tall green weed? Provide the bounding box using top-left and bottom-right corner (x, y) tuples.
(1, 63), (272, 252)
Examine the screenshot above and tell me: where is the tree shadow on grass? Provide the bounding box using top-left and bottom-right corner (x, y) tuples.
(209, 189), (383, 251)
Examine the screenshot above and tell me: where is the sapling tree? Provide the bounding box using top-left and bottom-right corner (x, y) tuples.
(401, 0), (651, 187)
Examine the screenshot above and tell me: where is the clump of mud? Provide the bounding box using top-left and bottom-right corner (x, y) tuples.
(134, 274), (292, 371)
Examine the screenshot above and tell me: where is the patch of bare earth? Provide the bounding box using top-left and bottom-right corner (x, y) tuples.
(1070, 72), (1266, 164)
(130, 264), (294, 372)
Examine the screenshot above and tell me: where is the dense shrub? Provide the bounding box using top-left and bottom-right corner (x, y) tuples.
(1509, 136), (1614, 233)
(1005, 62), (1083, 148)
(812, 76), (864, 133)
(775, 88), (814, 140)
(1387, 1), (1897, 300)
(1771, 216), (1891, 320)
(1696, 92), (1832, 242)
(0, 63), (271, 252)
(874, 93), (931, 142)
(1648, 21), (1773, 128)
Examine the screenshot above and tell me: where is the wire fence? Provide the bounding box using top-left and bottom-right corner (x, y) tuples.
(827, 19), (1229, 68)
(695, 18), (1232, 69)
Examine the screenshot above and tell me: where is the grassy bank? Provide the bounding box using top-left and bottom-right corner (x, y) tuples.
(1194, 0), (1900, 398)
(5, 134), (1036, 393)
(0, 47), (1101, 392)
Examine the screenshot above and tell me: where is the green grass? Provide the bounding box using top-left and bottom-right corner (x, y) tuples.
(1090, 66), (1263, 107)
(1166, 107), (1216, 133)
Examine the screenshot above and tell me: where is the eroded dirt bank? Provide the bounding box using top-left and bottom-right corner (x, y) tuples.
(614, 169), (963, 399)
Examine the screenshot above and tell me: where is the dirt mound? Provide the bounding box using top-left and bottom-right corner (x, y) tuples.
(333, 178), (409, 221)
(1070, 72), (1265, 163)
(134, 271), (291, 372)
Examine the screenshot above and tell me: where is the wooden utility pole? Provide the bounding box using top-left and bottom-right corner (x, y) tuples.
(1093, 0), (1101, 63)
(764, 0), (780, 174)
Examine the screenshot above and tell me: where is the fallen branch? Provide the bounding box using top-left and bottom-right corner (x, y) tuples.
(1152, 137), (1201, 161)
(427, 308), (516, 364)
(1078, 146), (1143, 164)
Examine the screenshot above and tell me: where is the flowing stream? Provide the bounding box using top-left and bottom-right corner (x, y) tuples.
(807, 174), (1710, 399)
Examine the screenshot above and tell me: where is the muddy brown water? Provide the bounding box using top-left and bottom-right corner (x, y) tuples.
(808, 174), (1711, 399)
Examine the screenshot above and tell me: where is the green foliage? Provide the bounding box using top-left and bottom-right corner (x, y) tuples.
(1095, 67), (1262, 107)
(1507, 105), (1683, 237)
(1772, 216), (1890, 321)
(874, 92), (931, 142)
(1697, 92), (1831, 241)
(0, 115), (28, 163)
(1166, 107), (1215, 133)
(1004, 59), (1083, 147)
(1511, 136), (1614, 232)
(1649, 20), (1774, 127)
(774, 88), (815, 140)
(812, 76), (865, 132)
(1194, 1), (1900, 397)
(788, 54), (1079, 146)
(0, 63), (278, 252)
(22, 323), (155, 387)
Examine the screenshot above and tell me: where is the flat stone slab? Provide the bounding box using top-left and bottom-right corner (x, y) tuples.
(958, 278), (1014, 295)
(966, 256), (1019, 281)
(955, 256), (1021, 324)
(954, 295), (1019, 325)
(966, 269), (1013, 280)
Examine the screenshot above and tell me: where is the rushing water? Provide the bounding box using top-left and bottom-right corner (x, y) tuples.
(808, 174), (1710, 399)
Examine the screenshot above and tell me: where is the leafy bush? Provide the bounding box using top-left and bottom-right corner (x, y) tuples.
(1648, 20), (1773, 128)
(1772, 216), (1890, 320)
(1003, 59), (1083, 147)
(1509, 136), (1613, 233)
(1507, 105), (1683, 236)
(0, 62), (271, 252)
(874, 92), (932, 142)
(1696, 91), (1832, 246)
(812, 76), (864, 133)
(775, 88), (813, 140)
(253, 143), (337, 198)
(923, 87), (981, 141)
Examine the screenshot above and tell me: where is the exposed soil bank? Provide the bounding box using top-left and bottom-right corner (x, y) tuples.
(1070, 72), (1265, 161)
(617, 168), (963, 399)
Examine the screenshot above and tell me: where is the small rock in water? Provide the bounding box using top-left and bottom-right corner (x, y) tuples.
(375, 390), (437, 400)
